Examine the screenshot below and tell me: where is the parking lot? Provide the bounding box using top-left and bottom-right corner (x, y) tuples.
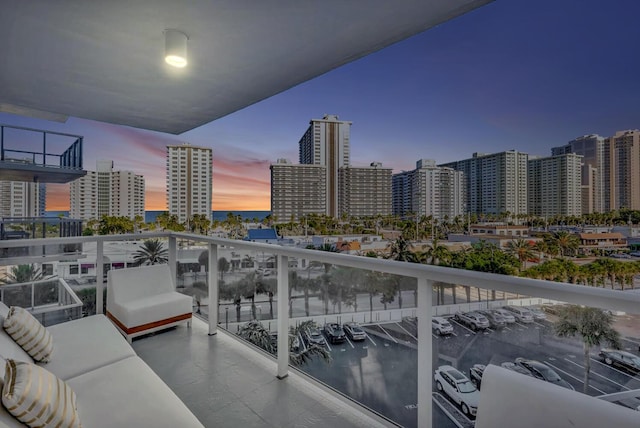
(296, 313), (640, 428)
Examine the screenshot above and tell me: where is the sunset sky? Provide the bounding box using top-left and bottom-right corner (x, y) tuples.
(2, 0), (639, 212)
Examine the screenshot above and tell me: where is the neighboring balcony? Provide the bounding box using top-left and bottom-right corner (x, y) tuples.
(1, 232), (640, 427)
(0, 124), (86, 183)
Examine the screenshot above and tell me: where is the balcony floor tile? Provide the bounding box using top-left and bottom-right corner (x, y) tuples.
(132, 318), (391, 428)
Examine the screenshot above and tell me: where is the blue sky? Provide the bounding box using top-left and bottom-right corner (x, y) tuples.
(2, 0), (639, 210)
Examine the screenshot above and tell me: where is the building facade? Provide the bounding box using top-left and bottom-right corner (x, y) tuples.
(440, 150), (528, 217)
(338, 162), (392, 218)
(0, 181), (41, 218)
(270, 160), (326, 222)
(298, 114), (351, 217)
(166, 144), (213, 224)
(528, 153), (582, 217)
(392, 159), (465, 220)
(70, 160), (145, 220)
(272, 115), (391, 221)
(552, 134), (604, 213)
(604, 130), (640, 211)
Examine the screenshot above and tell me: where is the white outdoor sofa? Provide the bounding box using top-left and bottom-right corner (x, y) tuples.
(0, 302), (204, 428)
(107, 264), (193, 342)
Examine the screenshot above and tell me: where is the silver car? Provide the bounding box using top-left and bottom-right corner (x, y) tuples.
(454, 311), (490, 330)
(432, 317), (454, 335)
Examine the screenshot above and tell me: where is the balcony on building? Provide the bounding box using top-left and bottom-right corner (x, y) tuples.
(0, 124), (86, 184)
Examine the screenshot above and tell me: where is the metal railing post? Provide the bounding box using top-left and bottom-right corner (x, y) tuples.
(168, 235), (177, 283)
(208, 243), (218, 335)
(96, 240), (104, 314)
(417, 276), (433, 427)
(31, 282), (35, 310)
(277, 254), (289, 379)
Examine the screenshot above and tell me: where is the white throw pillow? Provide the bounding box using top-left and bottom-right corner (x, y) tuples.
(3, 307), (53, 362)
(2, 359), (82, 427)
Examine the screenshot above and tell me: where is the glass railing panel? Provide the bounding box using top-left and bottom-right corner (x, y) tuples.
(431, 282), (640, 427)
(176, 238), (209, 316)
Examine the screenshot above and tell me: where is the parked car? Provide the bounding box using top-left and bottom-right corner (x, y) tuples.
(500, 362), (534, 377)
(454, 311), (490, 330)
(599, 349), (640, 374)
(478, 310), (506, 329)
(304, 327), (326, 346)
(514, 358), (574, 390)
(491, 308), (516, 324)
(469, 364), (486, 389)
(323, 323), (347, 344)
(432, 316), (454, 335)
(503, 306), (534, 323)
(434, 365), (480, 417)
(526, 306), (547, 321)
(629, 251), (640, 258)
(343, 322), (367, 341)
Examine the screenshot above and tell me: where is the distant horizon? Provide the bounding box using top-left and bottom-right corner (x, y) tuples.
(4, 0), (638, 212)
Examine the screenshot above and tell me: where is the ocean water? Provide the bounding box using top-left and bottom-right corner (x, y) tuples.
(145, 210), (271, 223)
(45, 211), (271, 223)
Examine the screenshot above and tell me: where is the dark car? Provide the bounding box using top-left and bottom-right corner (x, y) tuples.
(514, 358), (574, 390)
(599, 349), (640, 374)
(343, 322), (367, 341)
(500, 362), (533, 377)
(304, 327), (326, 346)
(478, 310), (506, 329)
(469, 364), (486, 389)
(324, 323), (346, 344)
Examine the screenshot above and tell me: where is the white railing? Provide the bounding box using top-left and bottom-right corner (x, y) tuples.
(2, 231), (640, 427)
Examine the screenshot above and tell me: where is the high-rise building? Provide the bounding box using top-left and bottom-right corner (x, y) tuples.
(528, 153), (582, 217)
(552, 134), (604, 213)
(392, 159), (466, 220)
(270, 159), (326, 222)
(298, 114), (351, 217)
(440, 150), (528, 217)
(70, 160), (145, 220)
(604, 130), (640, 211)
(0, 181), (41, 218)
(271, 115), (391, 221)
(38, 183), (46, 215)
(338, 162), (392, 218)
(166, 144), (213, 224)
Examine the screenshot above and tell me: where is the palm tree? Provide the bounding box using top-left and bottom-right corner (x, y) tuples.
(237, 320), (274, 353)
(289, 321), (331, 366)
(505, 238), (536, 271)
(133, 239), (168, 266)
(554, 306), (621, 393)
(550, 231), (580, 258)
(1, 264), (46, 284)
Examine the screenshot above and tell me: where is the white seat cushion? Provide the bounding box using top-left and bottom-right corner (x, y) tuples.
(67, 356), (204, 428)
(110, 292), (192, 328)
(43, 315), (136, 380)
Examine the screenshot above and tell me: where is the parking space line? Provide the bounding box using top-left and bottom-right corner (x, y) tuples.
(515, 322), (529, 328)
(365, 333), (377, 347)
(545, 361), (606, 394)
(450, 319), (476, 335)
(345, 336), (355, 349)
(378, 325), (398, 343)
(432, 333), (438, 339)
(432, 394), (466, 428)
(533, 321), (546, 327)
(564, 359), (630, 390)
(324, 339), (332, 352)
(590, 357), (640, 381)
(503, 326), (512, 331)
(395, 322), (418, 341)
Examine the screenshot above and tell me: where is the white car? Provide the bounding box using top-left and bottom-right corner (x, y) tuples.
(526, 306), (547, 321)
(503, 306), (534, 323)
(491, 308), (516, 324)
(434, 365), (480, 416)
(432, 317), (454, 335)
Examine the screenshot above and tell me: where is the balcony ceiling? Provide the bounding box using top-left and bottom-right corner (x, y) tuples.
(0, 0), (491, 135)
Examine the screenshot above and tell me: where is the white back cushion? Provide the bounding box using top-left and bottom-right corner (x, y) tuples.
(107, 264), (174, 304)
(476, 364), (640, 428)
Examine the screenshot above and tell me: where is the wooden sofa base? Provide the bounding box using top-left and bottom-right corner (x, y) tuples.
(107, 311), (192, 343)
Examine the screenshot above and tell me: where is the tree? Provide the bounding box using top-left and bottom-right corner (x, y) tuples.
(554, 306), (621, 393)
(133, 239), (168, 266)
(98, 215), (134, 235)
(218, 257), (230, 281)
(289, 321), (331, 366)
(505, 238), (536, 271)
(1, 264), (46, 284)
(549, 231), (580, 258)
(237, 320), (274, 353)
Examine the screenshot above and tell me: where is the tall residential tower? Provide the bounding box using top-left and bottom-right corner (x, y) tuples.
(166, 144), (213, 224)
(70, 160), (145, 220)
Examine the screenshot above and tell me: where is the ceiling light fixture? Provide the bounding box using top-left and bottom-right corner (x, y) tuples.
(164, 29), (188, 68)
